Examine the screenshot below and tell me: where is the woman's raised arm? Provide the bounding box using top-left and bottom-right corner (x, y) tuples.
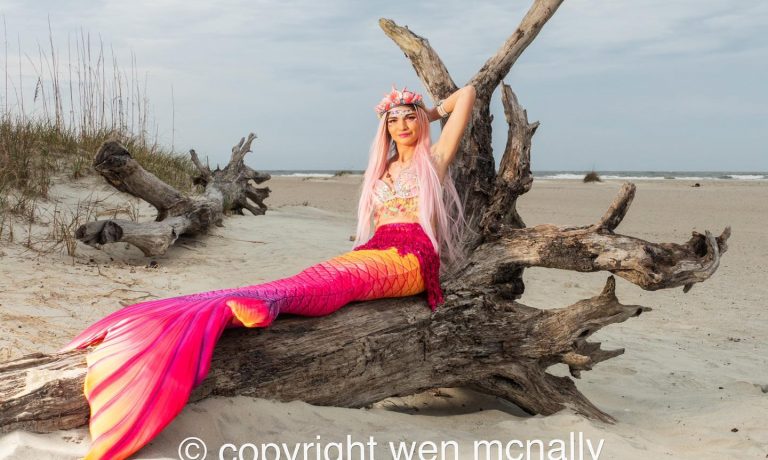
(427, 85), (476, 180)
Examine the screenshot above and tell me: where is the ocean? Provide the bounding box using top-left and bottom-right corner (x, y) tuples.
(264, 170), (768, 181)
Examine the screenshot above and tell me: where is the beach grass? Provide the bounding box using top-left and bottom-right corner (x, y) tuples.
(0, 28), (195, 252)
(0, 28), (196, 194)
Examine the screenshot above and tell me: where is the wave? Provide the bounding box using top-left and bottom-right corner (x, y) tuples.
(274, 173), (336, 178)
(264, 170), (767, 181)
(535, 172), (767, 181)
(718, 174), (767, 180)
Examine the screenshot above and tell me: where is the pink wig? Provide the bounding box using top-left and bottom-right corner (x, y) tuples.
(354, 105), (466, 272)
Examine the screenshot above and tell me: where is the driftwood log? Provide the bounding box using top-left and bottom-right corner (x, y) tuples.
(0, 0), (730, 435)
(75, 133), (271, 256)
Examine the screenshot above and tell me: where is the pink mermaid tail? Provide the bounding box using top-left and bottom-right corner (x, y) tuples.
(60, 223), (443, 460)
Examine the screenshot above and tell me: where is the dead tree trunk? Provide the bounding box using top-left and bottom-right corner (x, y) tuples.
(75, 134), (271, 256)
(0, 0), (730, 434)
(0, 191), (728, 432)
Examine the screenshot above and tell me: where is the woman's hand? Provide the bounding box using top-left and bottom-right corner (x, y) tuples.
(425, 107), (444, 123)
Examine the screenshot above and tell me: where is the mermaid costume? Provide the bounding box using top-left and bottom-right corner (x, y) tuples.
(61, 166), (443, 459)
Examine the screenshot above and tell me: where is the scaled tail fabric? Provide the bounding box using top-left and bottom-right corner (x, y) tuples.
(60, 223), (443, 460)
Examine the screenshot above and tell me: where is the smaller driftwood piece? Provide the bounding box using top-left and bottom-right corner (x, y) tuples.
(75, 134), (271, 256)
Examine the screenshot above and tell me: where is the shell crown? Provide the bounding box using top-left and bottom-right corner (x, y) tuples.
(375, 86), (425, 118)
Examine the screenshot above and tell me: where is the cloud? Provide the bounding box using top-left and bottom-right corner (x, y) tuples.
(518, 0), (768, 75)
(1, 0), (765, 170)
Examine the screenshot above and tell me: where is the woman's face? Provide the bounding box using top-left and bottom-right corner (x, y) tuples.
(386, 105), (419, 148)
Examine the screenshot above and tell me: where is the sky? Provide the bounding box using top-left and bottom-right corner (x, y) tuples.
(0, 0), (766, 172)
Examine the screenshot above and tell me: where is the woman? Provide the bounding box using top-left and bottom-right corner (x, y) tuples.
(62, 84), (476, 460)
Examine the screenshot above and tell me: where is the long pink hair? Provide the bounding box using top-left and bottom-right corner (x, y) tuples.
(354, 105), (466, 272)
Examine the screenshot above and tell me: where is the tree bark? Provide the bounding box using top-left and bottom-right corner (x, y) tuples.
(0, 185), (729, 433)
(75, 134), (270, 256)
(480, 83), (537, 234)
(0, 274), (646, 432)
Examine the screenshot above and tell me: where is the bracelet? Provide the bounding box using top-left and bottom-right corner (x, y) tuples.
(436, 100), (449, 118)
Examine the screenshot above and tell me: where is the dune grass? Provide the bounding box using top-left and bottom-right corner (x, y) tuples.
(0, 27), (196, 254)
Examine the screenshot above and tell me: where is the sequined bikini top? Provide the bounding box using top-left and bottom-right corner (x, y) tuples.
(374, 166), (418, 202)
(372, 165), (420, 225)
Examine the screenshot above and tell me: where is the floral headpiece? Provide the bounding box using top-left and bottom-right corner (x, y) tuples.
(375, 86), (425, 119)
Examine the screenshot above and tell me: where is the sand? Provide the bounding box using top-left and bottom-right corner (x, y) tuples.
(0, 175), (766, 459)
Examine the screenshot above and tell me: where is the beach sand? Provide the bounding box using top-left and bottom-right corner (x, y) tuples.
(0, 175), (766, 459)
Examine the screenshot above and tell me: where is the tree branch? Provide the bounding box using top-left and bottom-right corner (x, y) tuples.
(378, 19), (457, 100)
(480, 83), (537, 236)
(469, 0), (565, 97)
(229, 133), (257, 167)
(189, 148), (212, 183)
(458, 186), (731, 292)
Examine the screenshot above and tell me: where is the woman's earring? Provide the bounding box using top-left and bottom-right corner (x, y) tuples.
(387, 139), (397, 161)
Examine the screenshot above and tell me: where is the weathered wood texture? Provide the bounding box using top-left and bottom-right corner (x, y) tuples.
(75, 133), (270, 256)
(0, 184), (730, 432)
(0, 274), (647, 432)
